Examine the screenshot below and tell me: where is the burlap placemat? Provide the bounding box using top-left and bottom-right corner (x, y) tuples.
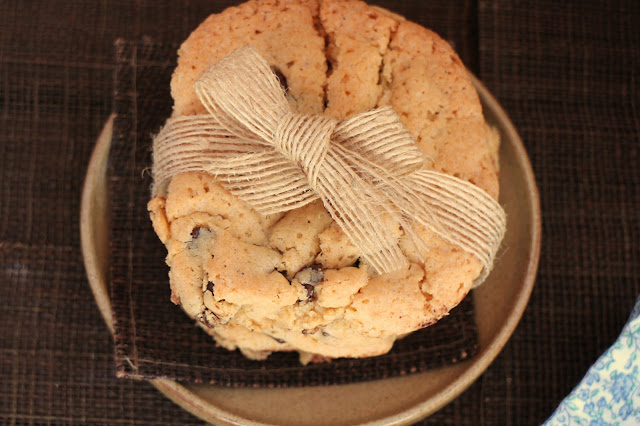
(109, 39), (479, 387)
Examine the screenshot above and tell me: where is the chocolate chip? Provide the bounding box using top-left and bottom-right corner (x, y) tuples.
(268, 335), (286, 344)
(295, 266), (324, 301)
(352, 258), (361, 268)
(197, 309), (219, 328)
(302, 327), (328, 337)
(270, 66), (288, 91)
(190, 225), (211, 239)
(206, 281), (214, 294)
(191, 227), (201, 239)
(303, 284), (315, 300)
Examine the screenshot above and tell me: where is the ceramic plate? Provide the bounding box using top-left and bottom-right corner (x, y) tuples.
(81, 76), (540, 425)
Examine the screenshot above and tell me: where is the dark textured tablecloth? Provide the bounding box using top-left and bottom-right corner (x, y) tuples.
(1, 0), (638, 424)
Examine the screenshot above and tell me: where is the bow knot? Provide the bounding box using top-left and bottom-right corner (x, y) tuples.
(274, 112), (336, 189)
(152, 46), (506, 285)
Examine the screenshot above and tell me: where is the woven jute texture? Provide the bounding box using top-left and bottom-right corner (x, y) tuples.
(110, 39), (479, 387)
(1, 0), (638, 424)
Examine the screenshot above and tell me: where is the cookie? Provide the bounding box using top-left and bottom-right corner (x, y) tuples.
(149, 0), (500, 362)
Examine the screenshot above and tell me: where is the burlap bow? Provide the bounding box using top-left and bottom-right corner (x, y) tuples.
(152, 47), (506, 285)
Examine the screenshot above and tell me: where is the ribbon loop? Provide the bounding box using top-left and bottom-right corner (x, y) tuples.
(194, 46), (289, 143)
(334, 106), (427, 177)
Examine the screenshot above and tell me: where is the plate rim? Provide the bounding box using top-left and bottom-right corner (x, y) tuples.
(81, 76), (540, 425)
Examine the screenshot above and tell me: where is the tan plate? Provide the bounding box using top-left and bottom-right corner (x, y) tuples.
(81, 77), (540, 425)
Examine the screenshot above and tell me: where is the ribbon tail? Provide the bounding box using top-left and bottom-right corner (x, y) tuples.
(153, 119), (317, 213)
(152, 114), (263, 195)
(316, 149), (410, 275)
(211, 151), (319, 215)
(396, 170), (506, 287)
(323, 143), (505, 285)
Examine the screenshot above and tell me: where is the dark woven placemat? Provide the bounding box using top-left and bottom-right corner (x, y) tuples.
(109, 39), (479, 387)
(4, 0), (638, 423)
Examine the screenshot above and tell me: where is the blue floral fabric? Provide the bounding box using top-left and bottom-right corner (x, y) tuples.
(545, 297), (640, 425)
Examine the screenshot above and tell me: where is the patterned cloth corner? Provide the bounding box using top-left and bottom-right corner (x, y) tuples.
(545, 296), (640, 425)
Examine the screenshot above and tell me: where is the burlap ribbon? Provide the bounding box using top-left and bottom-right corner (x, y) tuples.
(152, 47), (506, 285)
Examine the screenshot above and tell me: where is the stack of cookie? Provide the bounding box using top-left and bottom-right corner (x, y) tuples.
(148, 0), (501, 363)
